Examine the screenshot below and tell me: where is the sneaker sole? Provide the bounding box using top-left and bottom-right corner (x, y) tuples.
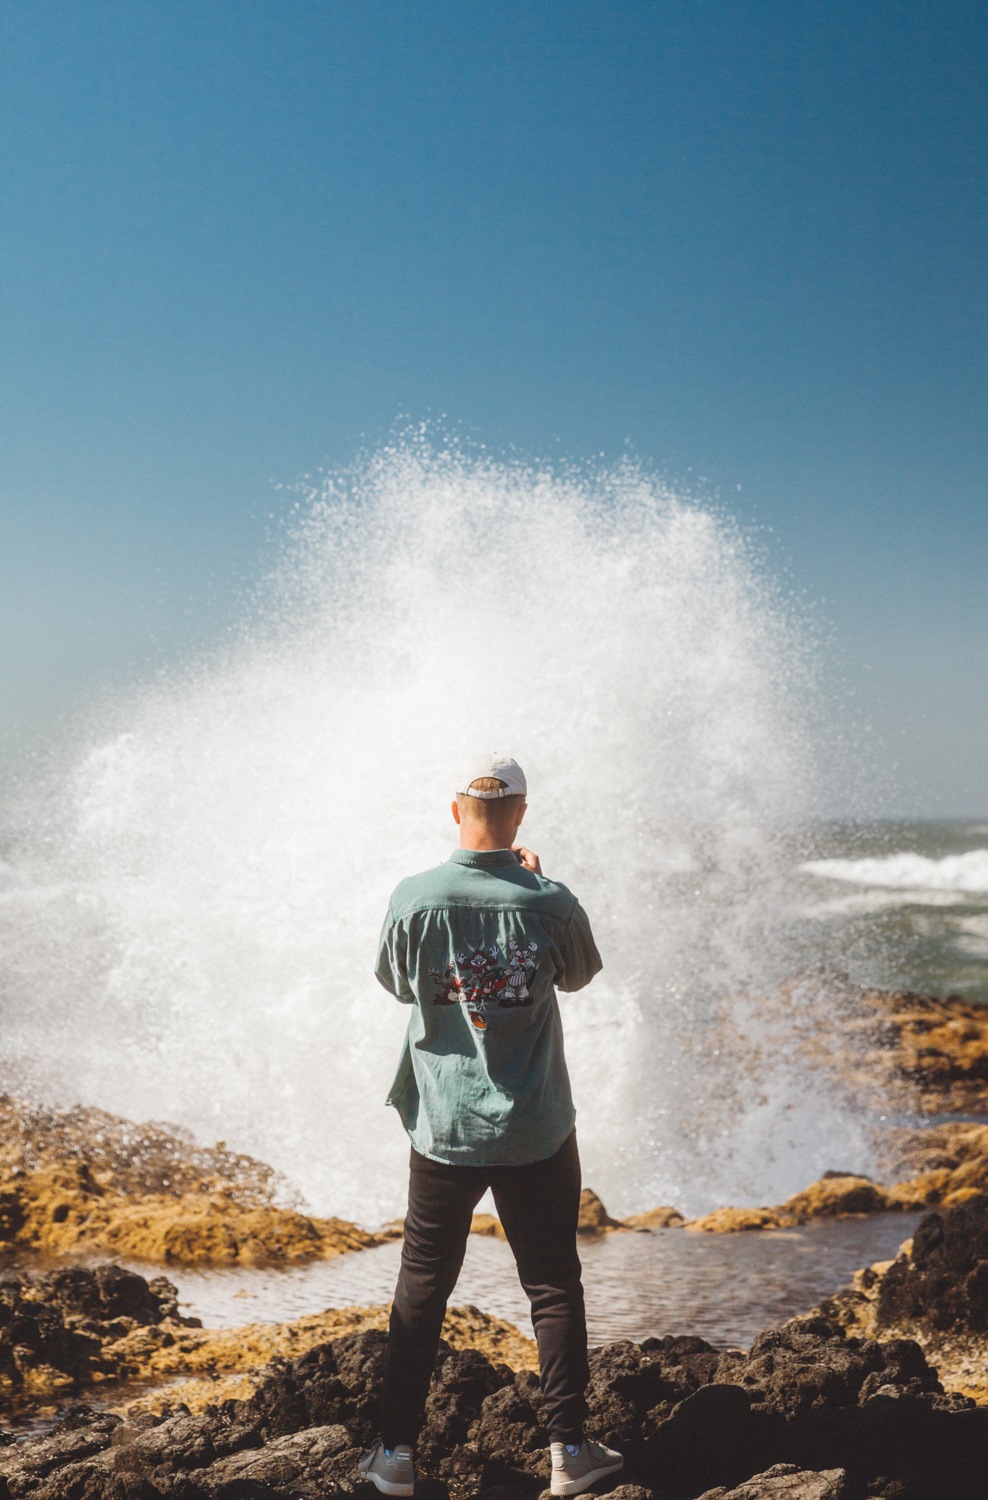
(550, 1458), (624, 1496)
(359, 1472), (414, 1497)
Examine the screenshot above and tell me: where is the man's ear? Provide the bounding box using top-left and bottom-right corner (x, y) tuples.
(451, 799), (461, 826)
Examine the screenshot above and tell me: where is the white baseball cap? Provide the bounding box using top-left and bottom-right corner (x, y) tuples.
(455, 751), (528, 799)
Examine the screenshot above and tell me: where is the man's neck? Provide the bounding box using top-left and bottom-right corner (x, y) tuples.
(459, 832), (513, 852)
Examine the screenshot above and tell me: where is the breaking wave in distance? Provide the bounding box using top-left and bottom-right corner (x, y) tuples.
(802, 850), (988, 894)
(0, 437), (871, 1221)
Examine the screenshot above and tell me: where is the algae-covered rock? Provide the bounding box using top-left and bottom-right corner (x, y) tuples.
(685, 1206), (797, 1233)
(857, 989), (988, 1113)
(0, 1095), (379, 1266)
(471, 1212), (507, 1238)
(782, 1174), (893, 1221)
(684, 1174), (895, 1235)
(622, 1205), (685, 1230)
(577, 1188), (627, 1233)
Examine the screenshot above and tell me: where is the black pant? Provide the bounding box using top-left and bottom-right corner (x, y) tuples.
(380, 1130), (589, 1447)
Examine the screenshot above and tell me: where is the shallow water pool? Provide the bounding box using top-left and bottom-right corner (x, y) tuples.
(158, 1212), (920, 1351)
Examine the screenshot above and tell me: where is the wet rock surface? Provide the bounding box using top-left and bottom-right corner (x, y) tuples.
(0, 1262), (537, 1418)
(0, 1096), (379, 1267)
(856, 989), (988, 1115)
(874, 1193), (988, 1333)
(0, 1308), (985, 1498)
(873, 1121), (988, 1214)
(671, 1141), (988, 1237)
(2, 1054), (988, 1495)
(820, 1192), (988, 1405)
(0, 1099), (285, 1206)
(0, 1264), (197, 1402)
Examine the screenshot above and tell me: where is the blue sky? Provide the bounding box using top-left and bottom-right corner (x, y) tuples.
(1, 0), (985, 813)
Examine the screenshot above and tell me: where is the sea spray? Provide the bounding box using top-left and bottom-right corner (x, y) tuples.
(0, 438), (873, 1221)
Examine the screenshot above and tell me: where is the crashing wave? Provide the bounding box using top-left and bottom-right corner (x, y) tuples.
(802, 850), (988, 894)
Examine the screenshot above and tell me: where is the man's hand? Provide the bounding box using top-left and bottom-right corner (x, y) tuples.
(512, 845), (542, 875)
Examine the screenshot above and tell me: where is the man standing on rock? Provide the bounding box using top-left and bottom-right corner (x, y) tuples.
(359, 752), (623, 1498)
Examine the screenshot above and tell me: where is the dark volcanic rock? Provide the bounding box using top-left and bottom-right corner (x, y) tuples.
(0, 1264), (194, 1396)
(1, 1318), (987, 1499)
(698, 1465), (849, 1498)
(814, 1192), (988, 1406)
(874, 1194), (988, 1333)
(196, 1421), (358, 1497)
(584, 1334), (722, 1459)
(3, 1408), (121, 1479)
(461, 1369), (548, 1491)
(420, 1344), (514, 1466)
(580, 1489), (651, 1500)
(31, 1265), (186, 1329)
(712, 1317), (944, 1415)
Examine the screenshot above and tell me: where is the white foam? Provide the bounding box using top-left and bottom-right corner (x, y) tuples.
(802, 851), (988, 894)
(798, 888), (966, 917)
(0, 439), (869, 1220)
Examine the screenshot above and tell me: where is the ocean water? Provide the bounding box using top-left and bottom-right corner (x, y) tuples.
(141, 1211), (922, 1351)
(794, 819), (988, 1006)
(0, 440), (984, 1228)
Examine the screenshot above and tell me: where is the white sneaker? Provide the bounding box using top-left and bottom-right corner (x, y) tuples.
(549, 1438), (624, 1496)
(358, 1441), (415, 1496)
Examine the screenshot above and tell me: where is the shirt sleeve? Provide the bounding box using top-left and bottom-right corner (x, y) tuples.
(375, 904), (416, 1004)
(555, 900), (603, 992)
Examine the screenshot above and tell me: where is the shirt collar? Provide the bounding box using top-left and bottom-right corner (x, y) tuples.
(449, 847), (520, 869)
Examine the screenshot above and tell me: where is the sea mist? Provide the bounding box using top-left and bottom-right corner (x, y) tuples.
(0, 439), (871, 1221)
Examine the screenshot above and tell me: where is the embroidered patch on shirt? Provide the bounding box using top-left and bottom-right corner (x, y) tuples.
(430, 939), (540, 1028)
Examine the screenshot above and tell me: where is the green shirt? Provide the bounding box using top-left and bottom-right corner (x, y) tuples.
(375, 847), (602, 1165)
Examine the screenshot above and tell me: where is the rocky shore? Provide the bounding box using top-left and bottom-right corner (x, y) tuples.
(0, 1261), (536, 1416)
(0, 1098), (379, 1266)
(1, 1196), (987, 1498)
(852, 987), (988, 1115)
(3, 988), (985, 1268)
(818, 1192), (988, 1405)
(1, 985), (987, 1496)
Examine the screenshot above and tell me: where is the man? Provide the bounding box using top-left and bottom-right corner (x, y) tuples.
(359, 752), (623, 1498)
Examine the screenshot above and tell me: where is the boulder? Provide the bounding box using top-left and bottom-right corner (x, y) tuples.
(875, 1193), (988, 1334)
(471, 1213), (508, 1238)
(192, 1422), (358, 1498)
(623, 1206), (685, 1230)
(0, 1263), (196, 1398)
(697, 1464), (849, 1499)
(782, 1175), (893, 1221)
(577, 1189), (626, 1233)
(685, 1207), (796, 1233)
